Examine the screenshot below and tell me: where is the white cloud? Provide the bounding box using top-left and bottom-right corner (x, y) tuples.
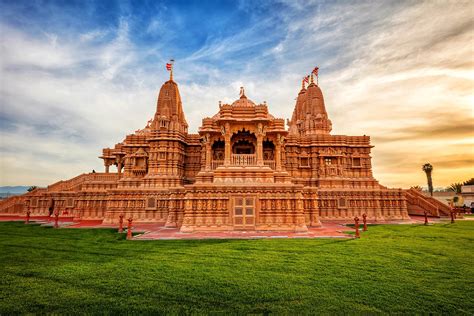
(0, 1), (473, 189)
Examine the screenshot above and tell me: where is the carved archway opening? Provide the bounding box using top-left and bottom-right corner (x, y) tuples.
(263, 140), (275, 161)
(231, 130), (256, 154)
(212, 140), (225, 161)
(232, 140), (255, 154)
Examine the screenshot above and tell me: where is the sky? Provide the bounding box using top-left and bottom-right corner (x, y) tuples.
(0, 0), (473, 189)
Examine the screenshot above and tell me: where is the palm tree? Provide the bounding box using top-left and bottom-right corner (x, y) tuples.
(447, 183), (462, 194)
(422, 163), (434, 196)
(463, 178), (474, 185)
(27, 186), (38, 192)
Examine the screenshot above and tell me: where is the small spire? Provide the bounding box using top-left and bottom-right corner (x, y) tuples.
(310, 74), (314, 84)
(302, 78), (306, 90)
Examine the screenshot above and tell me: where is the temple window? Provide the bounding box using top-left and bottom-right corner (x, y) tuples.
(325, 158), (332, 165)
(300, 157), (310, 167)
(352, 157), (362, 168)
(146, 197), (156, 209)
(338, 197), (347, 208)
(66, 198), (74, 207)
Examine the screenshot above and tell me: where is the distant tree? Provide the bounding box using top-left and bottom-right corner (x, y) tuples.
(410, 185), (423, 191)
(448, 183), (463, 194)
(27, 186), (38, 192)
(463, 178), (474, 186)
(422, 163), (434, 196)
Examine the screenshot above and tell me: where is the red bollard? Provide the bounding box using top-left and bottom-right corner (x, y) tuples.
(126, 217), (133, 240)
(362, 213), (368, 232)
(354, 216), (360, 238)
(424, 211), (428, 226)
(118, 214), (124, 233)
(450, 210), (455, 224)
(25, 211), (31, 224)
(54, 211), (59, 228)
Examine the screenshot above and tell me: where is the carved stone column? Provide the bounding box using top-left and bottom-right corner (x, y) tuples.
(223, 124), (231, 166)
(256, 123), (266, 166)
(202, 133), (212, 171)
(224, 135), (231, 166)
(256, 135), (263, 166)
(275, 134), (284, 171)
(117, 162), (122, 177)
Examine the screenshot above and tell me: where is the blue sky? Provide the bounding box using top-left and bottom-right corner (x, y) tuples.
(0, 0), (473, 187)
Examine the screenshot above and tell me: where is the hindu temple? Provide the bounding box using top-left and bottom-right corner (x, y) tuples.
(0, 70), (451, 231)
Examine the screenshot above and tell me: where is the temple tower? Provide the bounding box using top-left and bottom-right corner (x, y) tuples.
(288, 75), (332, 136)
(144, 78), (189, 187)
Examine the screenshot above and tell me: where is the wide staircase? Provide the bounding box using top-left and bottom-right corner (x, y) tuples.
(0, 195), (27, 215)
(405, 188), (452, 217)
(0, 173), (119, 216)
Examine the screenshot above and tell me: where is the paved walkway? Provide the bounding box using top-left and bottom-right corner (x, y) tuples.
(1, 214), (467, 240)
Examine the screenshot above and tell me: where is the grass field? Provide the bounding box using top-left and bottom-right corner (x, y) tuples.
(1, 221), (473, 314)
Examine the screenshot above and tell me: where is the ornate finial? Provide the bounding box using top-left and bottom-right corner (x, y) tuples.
(310, 73), (314, 84)
(239, 86), (246, 98)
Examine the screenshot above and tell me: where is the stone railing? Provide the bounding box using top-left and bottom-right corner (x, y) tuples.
(231, 154), (256, 166)
(211, 160), (224, 170)
(263, 160), (275, 169)
(406, 188), (451, 216)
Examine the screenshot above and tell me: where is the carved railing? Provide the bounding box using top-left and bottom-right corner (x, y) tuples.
(231, 154), (256, 166)
(263, 160), (275, 169)
(405, 188), (452, 217)
(211, 160), (224, 170)
(47, 173), (119, 192)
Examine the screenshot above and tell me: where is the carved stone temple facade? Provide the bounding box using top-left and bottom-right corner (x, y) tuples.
(0, 72), (450, 231)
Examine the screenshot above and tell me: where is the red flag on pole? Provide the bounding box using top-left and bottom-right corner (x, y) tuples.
(312, 67), (319, 76)
(303, 75), (309, 83)
(166, 59), (175, 71)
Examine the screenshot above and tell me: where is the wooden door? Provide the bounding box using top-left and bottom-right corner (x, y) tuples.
(234, 197), (255, 230)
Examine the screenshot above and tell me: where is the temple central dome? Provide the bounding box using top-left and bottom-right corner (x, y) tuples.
(231, 95), (257, 107)
(231, 87), (256, 107)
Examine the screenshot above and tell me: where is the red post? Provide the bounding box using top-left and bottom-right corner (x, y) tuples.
(424, 211), (428, 225)
(118, 214), (124, 233)
(362, 213), (368, 231)
(54, 211), (59, 229)
(126, 217), (133, 240)
(25, 211), (31, 224)
(450, 210), (455, 224)
(354, 216), (360, 238)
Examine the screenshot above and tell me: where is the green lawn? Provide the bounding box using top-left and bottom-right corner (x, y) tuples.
(1, 222), (473, 314)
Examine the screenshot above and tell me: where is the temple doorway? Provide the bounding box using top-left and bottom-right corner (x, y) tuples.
(233, 197), (255, 230)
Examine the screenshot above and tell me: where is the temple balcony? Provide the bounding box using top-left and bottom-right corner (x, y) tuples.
(210, 155), (276, 170)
